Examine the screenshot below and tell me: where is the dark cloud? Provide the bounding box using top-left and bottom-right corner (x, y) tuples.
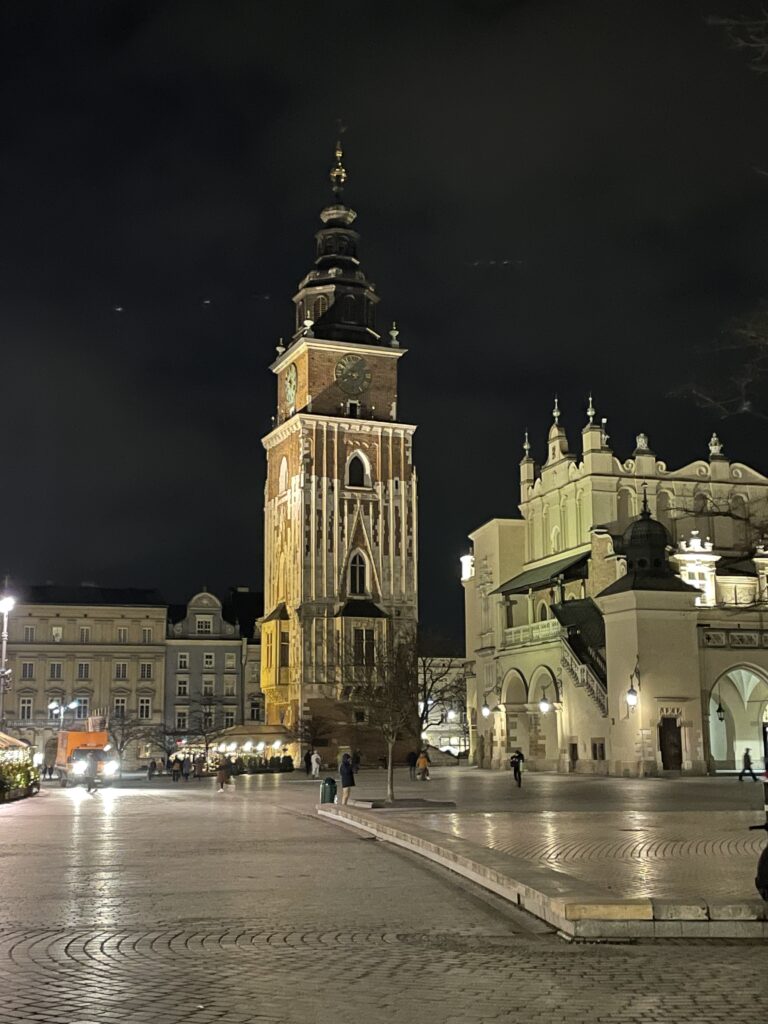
(1, 0), (767, 635)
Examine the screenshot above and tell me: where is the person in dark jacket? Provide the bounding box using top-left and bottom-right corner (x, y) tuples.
(739, 748), (759, 782)
(510, 749), (525, 788)
(304, 750), (312, 776)
(84, 753), (98, 794)
(339, 753), (355, 805)
(406, 749), (418, 781)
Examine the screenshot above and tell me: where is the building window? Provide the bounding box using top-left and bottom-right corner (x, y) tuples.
(21, 662), (34, 680)
(176, 710), (188, 731)
(77, 663), (90, 680)
(113, 697), (126, 719)
(80, 626), (91, 643)
(178, 652), (189, 670)
(225, 652), (236, 670)
(591, 739), (606, 761)
(265, 632), (273, 669)
(354, 709), (366, 723)
(177, 677), (188, 697)
(117, 626), (128, 643)
(224, 678), (236, 697)
(202, 677), (214, 697)
(203, 652), (215, 669)
(49, 662), (62, 680)
(347, 454), (366, 487)
(19, 697), (33, 721)
(23, 625), (35, 642)
(223, 710), (235, 728)
(196, 616), (213, 635)
(349, 553), (367, 596)
(75, 697), (89, 720)
(51, 625), (63, 642)
(138, 697), (151, 720)
(280, 631), (289, 668)
(114, 662), (128, 680)
(203, 712), (214, 729)
(353, 628), (375, 666)
(249, 698), (263, 722)
(142, 627), (153, 644)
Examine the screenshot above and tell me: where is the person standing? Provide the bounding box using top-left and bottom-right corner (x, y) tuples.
(171, 758), (181, 783)
(193, 756), (203, 780)
(739, 748), (759, 781)
(311, 750), (321, 779)
(406, 749), (418, 781)
(416, 750), (430, 781)
(304, 749), (313, 776)
(182, 756), (191, 782)
(84, 753), (98, 794)
(510, 749), (525, 788)
(339, 752), (355, 805)
(147, 758), (157, 781)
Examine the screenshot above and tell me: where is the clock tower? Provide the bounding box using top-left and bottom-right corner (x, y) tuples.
(261, 141), (418, 743)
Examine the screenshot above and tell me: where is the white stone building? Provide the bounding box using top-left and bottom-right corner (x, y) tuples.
(462, 399), (768, 776)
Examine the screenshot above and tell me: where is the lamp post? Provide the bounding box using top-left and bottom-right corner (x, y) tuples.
(47, 699), (79, 730)
(0, 595), (15, 729)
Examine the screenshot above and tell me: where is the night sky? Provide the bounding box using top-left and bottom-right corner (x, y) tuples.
(3, 0), (768, 639)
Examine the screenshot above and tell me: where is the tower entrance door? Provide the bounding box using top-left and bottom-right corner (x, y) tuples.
(659, 717), (682, 771)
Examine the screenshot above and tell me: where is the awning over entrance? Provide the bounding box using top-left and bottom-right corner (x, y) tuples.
(493, 551), (590, 596)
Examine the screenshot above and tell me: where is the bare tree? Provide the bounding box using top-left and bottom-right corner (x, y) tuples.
(188, 698), (225, 764)
(106, 715), (150, 776)
(416, 644), (467, 741)
(143, 722), (182, 767)
(349, 628), (418, 803)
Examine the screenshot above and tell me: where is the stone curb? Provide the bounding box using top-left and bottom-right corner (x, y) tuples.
(317, 804), (768, 940)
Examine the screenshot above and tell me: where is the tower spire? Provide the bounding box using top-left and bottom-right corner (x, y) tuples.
(552, 396), (560, 425)
(330, 137), (347, 202)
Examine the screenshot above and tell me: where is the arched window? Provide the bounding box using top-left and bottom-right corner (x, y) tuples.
(347, 454), (366, 487)
(278, 457), (289, 494)
(350, 553), (367, 596)
(314, 295), (328, 321)
(538, 602), (549, 622)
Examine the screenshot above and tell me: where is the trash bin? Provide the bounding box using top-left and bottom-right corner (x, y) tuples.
(320, 777), (337, 804)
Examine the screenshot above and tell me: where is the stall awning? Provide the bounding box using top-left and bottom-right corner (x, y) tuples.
(493, 551), (589, 596)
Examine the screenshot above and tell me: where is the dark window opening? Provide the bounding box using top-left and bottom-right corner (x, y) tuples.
(353, 627), (375, 666)
(280, 631), (289, 668)
(348, 454), (365, 486)
(350, 553), (367, 595)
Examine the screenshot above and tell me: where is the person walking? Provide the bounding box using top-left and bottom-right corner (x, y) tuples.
(304, 749), (312, 777)
(193, 756), (203, 780)
(182, 756), (191, 781)
(510, 748), (525, 788)
(406, 749), (418, 781)
(216, 759), (233, 792)
(84, 753), (98, 794)
(147, 758), (157, 781)
(339, 752), (355, 805)
(311, 750), (321, 779)
(171, 758), (181, 783)
(416, 750), (430, 781)
(739, 748), (759, 781)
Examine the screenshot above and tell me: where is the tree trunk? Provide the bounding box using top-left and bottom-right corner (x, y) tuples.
(386, 739), (395, 803)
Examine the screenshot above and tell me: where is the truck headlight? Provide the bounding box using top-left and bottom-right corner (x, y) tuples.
(103, 761), (119, 776)
(72, 760), (87, 776)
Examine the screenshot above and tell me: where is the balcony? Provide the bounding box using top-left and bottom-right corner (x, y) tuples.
(502, 619), (562, 649)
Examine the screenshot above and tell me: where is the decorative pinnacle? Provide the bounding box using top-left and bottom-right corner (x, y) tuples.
(586, 393), (595, 425)
(552, 396), (560, 425)
(389, 321), (400, 347)
(523, 431), (531, 457)
(641, 482), (650, 516)
(330, 137), (347, 200)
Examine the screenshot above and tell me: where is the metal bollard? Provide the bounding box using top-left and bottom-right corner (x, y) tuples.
(748, 778), (768, 900)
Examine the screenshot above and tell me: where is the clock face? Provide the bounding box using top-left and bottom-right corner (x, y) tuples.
(335, 354), (372, 396)
(284, 363), (297, 405)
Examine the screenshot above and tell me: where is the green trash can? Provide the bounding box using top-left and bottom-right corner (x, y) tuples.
(320, 777), (337, 804)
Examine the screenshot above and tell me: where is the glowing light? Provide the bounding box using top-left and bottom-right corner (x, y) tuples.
(626, 684), (638, 709)
(256, 742), (266, 752)
(447, 710), (457, 722)
(243, 741), (253, 752)
(217, 743), (226, 753)
(538, 693), (552, 715)
(271, 740), (282, 750)
(103, 760), (119, 776)
(0, 596), (15, 613)
(481, 702), (491, 718)
(72, 760), (87, 776)
(32, 752), (44, 766)
(227, 742), (237, 752)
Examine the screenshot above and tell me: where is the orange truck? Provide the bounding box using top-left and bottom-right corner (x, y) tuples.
(55, 729), (118, 787)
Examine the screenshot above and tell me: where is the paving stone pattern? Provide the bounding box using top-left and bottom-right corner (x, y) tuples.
(0, 773), (765, 1023)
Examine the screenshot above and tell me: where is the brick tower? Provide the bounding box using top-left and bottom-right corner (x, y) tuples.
(260, 141), (418, 742)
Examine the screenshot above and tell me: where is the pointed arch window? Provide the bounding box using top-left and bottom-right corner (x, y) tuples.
(350, 553), (367, 596)
(347, 454), (366, 487)
(313, 295), (328, 321)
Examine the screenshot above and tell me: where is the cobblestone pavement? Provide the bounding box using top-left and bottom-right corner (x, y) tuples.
(0, 773), (765, 1023)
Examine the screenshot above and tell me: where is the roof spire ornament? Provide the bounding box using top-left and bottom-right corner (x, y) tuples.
(641, 482), (650, 516)
(587, 393), (595, 425)
(389, 321), (400, 348)
(330, 133), (347, 201)
(709, 432), (724, 458)
(523, 431), (531, 458)
(552, 396), (560, 425)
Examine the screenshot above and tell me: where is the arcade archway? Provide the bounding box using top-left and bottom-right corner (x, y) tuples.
(708, 665), (768, 772)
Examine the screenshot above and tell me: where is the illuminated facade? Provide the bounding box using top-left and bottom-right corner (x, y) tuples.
(462, 400), (768, 776)
(260, 143), (418, 748)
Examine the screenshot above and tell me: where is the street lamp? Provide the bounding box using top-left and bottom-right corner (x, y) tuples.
(626, 682), (638, 710)
(47, 699), (78, 729)
(538, 687), (552, 715)
(481, 701), (491, 718)
(0, 595), (15, 728)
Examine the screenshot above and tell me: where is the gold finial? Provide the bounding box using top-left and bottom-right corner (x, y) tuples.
(330, 137), (347, 200)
